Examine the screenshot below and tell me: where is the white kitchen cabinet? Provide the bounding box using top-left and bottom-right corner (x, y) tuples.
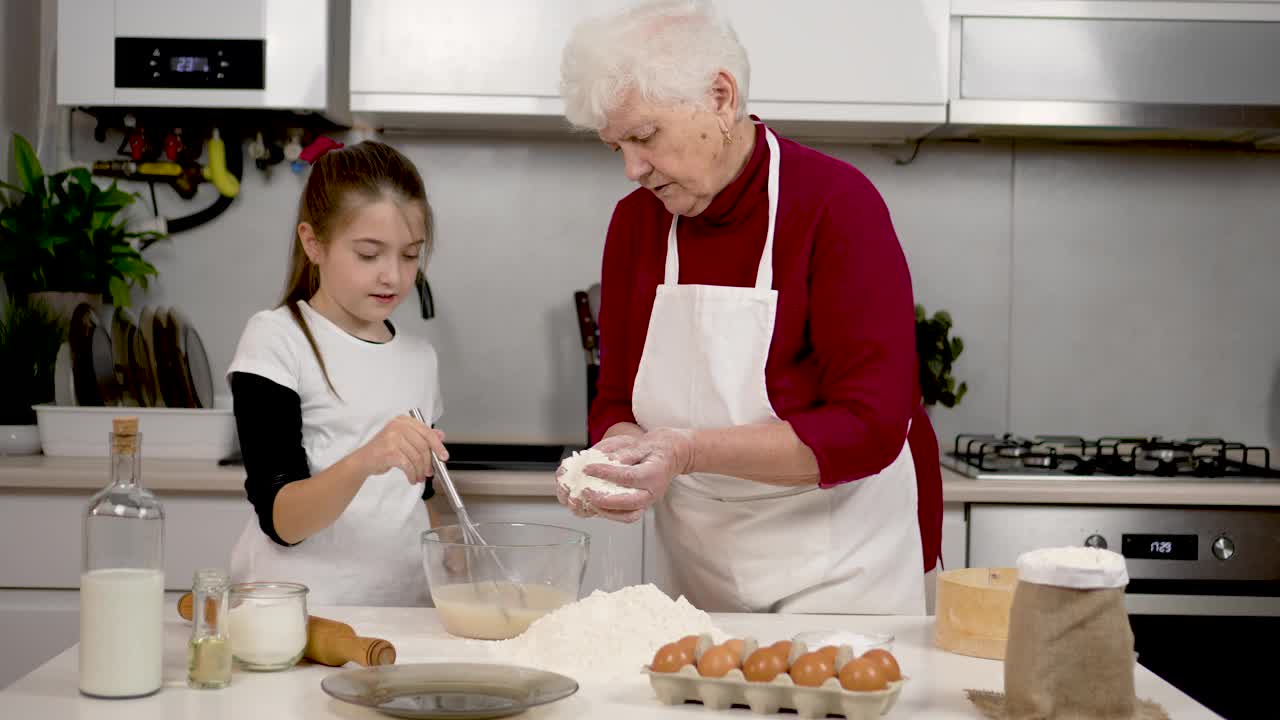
(0, 590), (186, 691)
(721, 1), (948, 126)
(350, 1), (948, 140)
(1, 489), (638, 598)
(940, 502), (967, 571)
(0, 491), (249, 591)
(0, 590), (80, 690)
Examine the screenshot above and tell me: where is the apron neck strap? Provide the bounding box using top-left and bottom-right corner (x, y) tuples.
(664, 128), (781, 291)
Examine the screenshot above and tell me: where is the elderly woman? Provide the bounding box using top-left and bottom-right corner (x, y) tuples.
(556, 0), (942, 615)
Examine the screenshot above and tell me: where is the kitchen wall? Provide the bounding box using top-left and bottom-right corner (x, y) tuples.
(10, 0), (1277, 452)
(112, 128), (1280, 451)
(0, 0), (43, 181)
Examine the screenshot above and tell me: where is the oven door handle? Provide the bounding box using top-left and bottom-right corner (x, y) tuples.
(1125, 593), (1280, 617)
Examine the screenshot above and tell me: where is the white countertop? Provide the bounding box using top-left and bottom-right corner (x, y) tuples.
(0, 455), (553, 496)
(2, 456), (1276, 507)
(0, 606), (1219, 719)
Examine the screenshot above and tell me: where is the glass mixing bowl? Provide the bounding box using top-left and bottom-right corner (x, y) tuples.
(422, 522), (589, 640)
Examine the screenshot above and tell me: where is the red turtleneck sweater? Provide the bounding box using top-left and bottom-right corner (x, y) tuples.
(589, 121), (942, 572)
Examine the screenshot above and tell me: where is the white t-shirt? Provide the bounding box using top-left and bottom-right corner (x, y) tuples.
(225, 300), (442, 606)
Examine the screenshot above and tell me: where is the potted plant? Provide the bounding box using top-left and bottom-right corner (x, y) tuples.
(0, 298), (66, 454)
(916, 304), (968, 411)
(0, 133), (162, 314)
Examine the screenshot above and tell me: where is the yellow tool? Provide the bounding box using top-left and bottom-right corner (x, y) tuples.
(202, 129), (240, 198)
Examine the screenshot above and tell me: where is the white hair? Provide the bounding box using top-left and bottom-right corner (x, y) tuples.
(560, 0), (751, 130)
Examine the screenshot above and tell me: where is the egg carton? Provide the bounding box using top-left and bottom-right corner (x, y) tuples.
(643, 638), (906, 719)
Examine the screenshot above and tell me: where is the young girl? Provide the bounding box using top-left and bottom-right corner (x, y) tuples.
(226, 141), (447, 607)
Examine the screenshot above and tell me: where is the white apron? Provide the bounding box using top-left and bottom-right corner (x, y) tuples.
(633, 127), (925, 615)
(229, 471), (430, 607)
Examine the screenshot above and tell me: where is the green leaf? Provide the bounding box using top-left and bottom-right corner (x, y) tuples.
(36, 234), (71, 251)
(10, 134), (42, 194)
(915, 305), (968, 409)
(107, 276), (130, 307)
(67, 168), (93, 189)
(112, 256), (157, 278)
(94, 186), (135, 211)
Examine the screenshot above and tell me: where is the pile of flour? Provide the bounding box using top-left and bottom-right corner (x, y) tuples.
(493, 584), (724, 677)
(557, 448), (636, 499)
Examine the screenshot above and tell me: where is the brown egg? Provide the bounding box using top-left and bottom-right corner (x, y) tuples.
(770, 640), (793, 657)
(860, 649), (902, 682)
(742, 647), (789, 683)
(788, 651), (835, 688)
(838, 656), (889, 692)
(675, 634), (700, 656)
(815, 645), (839, 665)
(650, 642), (693, 673)
(723, 638), (746, 661)
(696, 645), (740, 678)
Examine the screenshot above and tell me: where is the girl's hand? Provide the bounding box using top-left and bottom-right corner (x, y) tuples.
(357, 415), (448, 484)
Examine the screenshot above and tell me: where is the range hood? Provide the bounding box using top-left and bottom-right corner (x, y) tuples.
(937, 1), (1280, 146)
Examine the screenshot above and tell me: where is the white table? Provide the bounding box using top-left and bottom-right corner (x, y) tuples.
(0, 606), (1219, 719)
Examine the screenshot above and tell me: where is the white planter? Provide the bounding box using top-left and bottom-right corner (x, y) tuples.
(0, 425), (43, 455)
(33, 405), (236, 460)
(25, 291), (104, 324)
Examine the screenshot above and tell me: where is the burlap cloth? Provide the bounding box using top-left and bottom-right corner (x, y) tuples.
(966, 580), (1168, 720)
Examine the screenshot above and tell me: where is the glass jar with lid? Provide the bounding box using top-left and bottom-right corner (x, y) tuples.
(228, 582), (309, 671)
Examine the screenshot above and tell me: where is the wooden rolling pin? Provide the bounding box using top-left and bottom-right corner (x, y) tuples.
(177, 593), (396, 667)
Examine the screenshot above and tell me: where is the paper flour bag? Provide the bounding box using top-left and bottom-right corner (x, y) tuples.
(967, 547), (1168, 720)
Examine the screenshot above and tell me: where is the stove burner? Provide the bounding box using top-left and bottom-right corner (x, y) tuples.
(950, 433), (1280, 481)
(1021, 453), (1058, 469)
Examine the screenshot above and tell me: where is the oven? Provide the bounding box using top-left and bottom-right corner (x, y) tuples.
(966, 504), (1279, 720)
(948, 434), (1279, 719)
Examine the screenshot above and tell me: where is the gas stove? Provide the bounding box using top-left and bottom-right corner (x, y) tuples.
(945, 434), (1280, 482)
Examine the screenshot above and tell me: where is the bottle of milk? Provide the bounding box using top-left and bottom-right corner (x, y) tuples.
(79, 417), (165, 698)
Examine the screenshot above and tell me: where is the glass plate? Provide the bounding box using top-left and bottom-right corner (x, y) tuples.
(320, 663), (579, 719)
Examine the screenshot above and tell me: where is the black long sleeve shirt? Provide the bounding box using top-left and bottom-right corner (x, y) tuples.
(230, 371), (434, 547)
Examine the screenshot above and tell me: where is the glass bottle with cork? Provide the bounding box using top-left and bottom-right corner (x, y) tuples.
(79, 417), (165, 699)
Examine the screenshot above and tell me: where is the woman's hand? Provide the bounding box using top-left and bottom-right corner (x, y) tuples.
(555, 464), (646, 524)
(356, 415), (448, 484)
(563, 428), (694, 522)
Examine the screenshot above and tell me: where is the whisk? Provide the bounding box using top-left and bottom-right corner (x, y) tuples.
(409, 409), (527, 609)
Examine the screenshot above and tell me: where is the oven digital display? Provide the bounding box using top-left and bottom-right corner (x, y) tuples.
(1121, 534), (1198, 560)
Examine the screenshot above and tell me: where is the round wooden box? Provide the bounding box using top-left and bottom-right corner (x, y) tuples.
(934, 567), (1018, 660)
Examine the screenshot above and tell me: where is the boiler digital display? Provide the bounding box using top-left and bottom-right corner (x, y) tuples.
(1121, 534), (1198, 561)
(116, 38), (264, 90)
(170, 56), (210, 73)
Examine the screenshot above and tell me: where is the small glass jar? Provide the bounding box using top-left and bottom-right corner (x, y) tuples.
(188, 569), (232, 689)
(228, 582), (308, 671)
